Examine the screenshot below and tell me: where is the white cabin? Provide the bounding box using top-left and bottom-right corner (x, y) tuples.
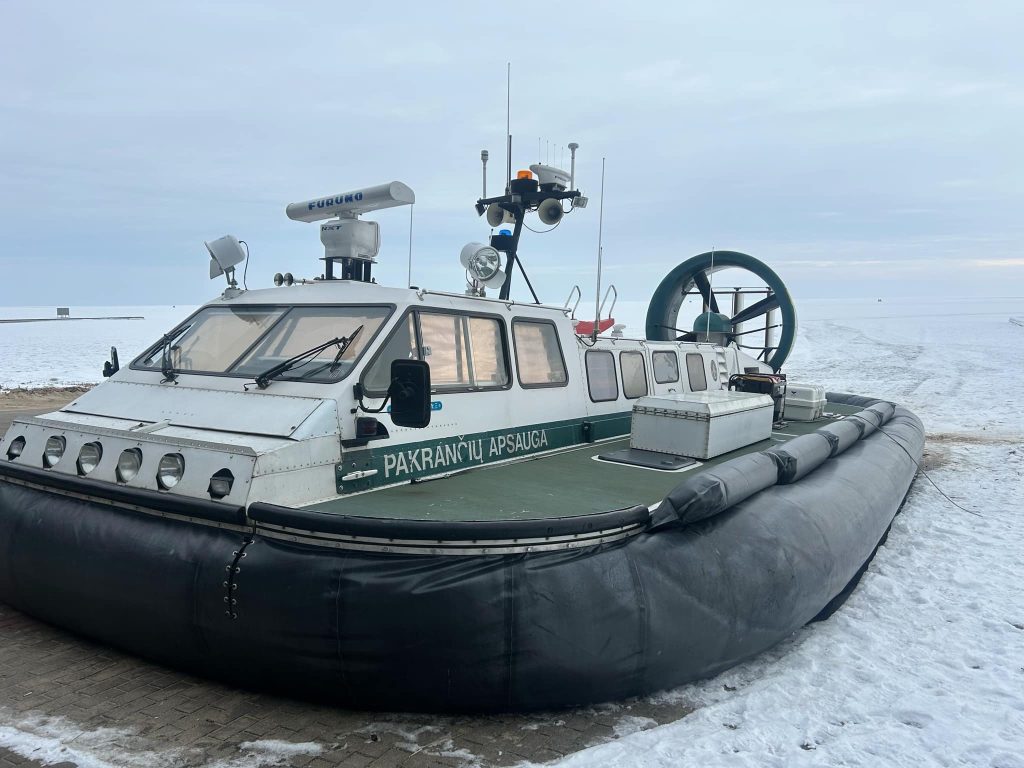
(2, 280), (771, 509)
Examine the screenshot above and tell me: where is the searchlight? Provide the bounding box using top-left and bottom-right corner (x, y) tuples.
(286, 182), (415, 282)
(206, 235), (247, 288)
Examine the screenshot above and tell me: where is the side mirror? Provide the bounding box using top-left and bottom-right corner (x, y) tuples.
(102, 346), (120, 378)
(389, 359), (431, 428)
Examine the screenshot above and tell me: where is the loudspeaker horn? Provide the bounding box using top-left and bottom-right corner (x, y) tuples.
(486, 204), (505, 228)
(537, 198), (564, 226)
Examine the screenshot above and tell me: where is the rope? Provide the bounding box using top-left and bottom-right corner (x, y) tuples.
(847, 412), (983, 518)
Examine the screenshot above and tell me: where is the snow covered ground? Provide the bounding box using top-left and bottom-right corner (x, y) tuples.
(0, 296), (1022, 767)
(548, 296), (1024, 768)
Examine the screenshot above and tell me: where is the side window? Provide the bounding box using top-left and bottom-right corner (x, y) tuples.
(362, 313), (417, 394)
(652, 351), (679, 384)
(620, 351), (649, 399)
(686, 353), (708, 392)
(420, 312), (509, 391)
(586, 350), (619, 402)
(362, 311), (510, 394)
(465, 315), (509, 388)
(512, 320), (568, 387)
(418, 312), (466, 388)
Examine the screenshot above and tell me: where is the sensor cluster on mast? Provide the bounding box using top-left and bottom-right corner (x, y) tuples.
(464, 142), (587, 302)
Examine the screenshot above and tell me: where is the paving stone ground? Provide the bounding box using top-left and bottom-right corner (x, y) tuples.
(0, 395), (694, 768)
(0, 602), (693, 767)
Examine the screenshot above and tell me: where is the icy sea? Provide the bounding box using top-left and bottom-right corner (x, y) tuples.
(0, 305), (191, 389)
(1, 296), (1023, 766)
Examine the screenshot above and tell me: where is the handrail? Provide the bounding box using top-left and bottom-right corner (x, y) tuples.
(563, 285), (582, 317)
(599, 284), (618, 321)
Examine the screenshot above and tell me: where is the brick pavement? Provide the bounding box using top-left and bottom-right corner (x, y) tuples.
(0, 602), (693, 767)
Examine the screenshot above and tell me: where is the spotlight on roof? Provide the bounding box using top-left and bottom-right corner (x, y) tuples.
(206, 235), (246, 287)
(460, 243), (506, 290)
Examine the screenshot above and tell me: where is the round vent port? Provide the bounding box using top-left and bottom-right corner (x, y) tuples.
(43, 436), (66, 468)
(77, 442), (103, 475)
(6, 436), (26, 461)
(208, 468), (234, 499)
(116, 448), (143, 483)
(157, 453), (185, 490)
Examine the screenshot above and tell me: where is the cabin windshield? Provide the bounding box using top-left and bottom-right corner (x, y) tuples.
(133, 304), (392, 382)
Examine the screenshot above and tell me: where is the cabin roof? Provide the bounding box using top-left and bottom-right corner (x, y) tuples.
(207, 281), (570, 317)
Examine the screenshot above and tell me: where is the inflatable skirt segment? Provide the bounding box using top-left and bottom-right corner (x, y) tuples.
(0, 395), (924, 712)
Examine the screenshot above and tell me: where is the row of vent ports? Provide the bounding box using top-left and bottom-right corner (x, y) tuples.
(5, 435), (234, 499)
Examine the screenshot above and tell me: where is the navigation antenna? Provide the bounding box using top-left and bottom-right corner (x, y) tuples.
(407, 203), (415, 288)
(480, 149), (489, 198)
(593, 158), (606, 343)
(505, 62), (512, 194)
(706, 246), (716, 337)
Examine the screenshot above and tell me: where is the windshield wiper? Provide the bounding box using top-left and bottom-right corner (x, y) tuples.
(328, 325), (363, 373)
(147, 323), (192, 383)
(253, 326), (363, 390)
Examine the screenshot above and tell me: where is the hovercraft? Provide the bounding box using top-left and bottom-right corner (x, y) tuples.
(0, 150), (923, 712)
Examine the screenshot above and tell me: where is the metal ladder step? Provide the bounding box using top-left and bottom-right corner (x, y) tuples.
(714, 347), (729, 388)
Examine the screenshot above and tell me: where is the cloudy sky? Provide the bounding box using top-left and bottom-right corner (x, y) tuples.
(1, 1), (1021, 309)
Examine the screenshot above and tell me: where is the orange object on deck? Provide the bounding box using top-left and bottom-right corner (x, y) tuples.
(574, 318), (616, 335)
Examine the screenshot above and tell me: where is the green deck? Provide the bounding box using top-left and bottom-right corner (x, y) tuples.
(307, 404), (860, 522)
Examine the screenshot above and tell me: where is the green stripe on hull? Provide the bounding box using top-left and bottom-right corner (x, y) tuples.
(336, 412), (631, 494)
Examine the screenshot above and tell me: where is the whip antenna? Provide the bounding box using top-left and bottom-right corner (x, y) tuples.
(593, 157), (606, 343)
(505, 62), (512, 194)
(706, 246), (715, 337)
(407, 204), (415, 288)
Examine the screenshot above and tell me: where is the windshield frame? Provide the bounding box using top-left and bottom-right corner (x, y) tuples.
(130, 303), (396, 384)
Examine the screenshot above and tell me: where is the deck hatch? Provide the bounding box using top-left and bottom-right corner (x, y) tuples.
(596, 447), (697, 471)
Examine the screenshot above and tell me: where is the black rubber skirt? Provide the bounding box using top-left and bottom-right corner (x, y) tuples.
(0, 395), (924, 712)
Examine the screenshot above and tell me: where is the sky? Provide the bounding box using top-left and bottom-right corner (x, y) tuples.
(1, 1), (1022, 310)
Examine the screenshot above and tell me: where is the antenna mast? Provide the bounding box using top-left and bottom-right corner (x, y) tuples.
(706, 246), (715, 337)
(593, 158), (606, 343)
(407, 204), (415, 288)
(505, 62), (512, 194)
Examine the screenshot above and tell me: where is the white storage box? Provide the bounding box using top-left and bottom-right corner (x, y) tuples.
(629, 391), (774, 460)
(785, 383), (826, 422)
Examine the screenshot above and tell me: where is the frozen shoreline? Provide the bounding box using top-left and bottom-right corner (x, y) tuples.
(0, 305), (188, 390)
